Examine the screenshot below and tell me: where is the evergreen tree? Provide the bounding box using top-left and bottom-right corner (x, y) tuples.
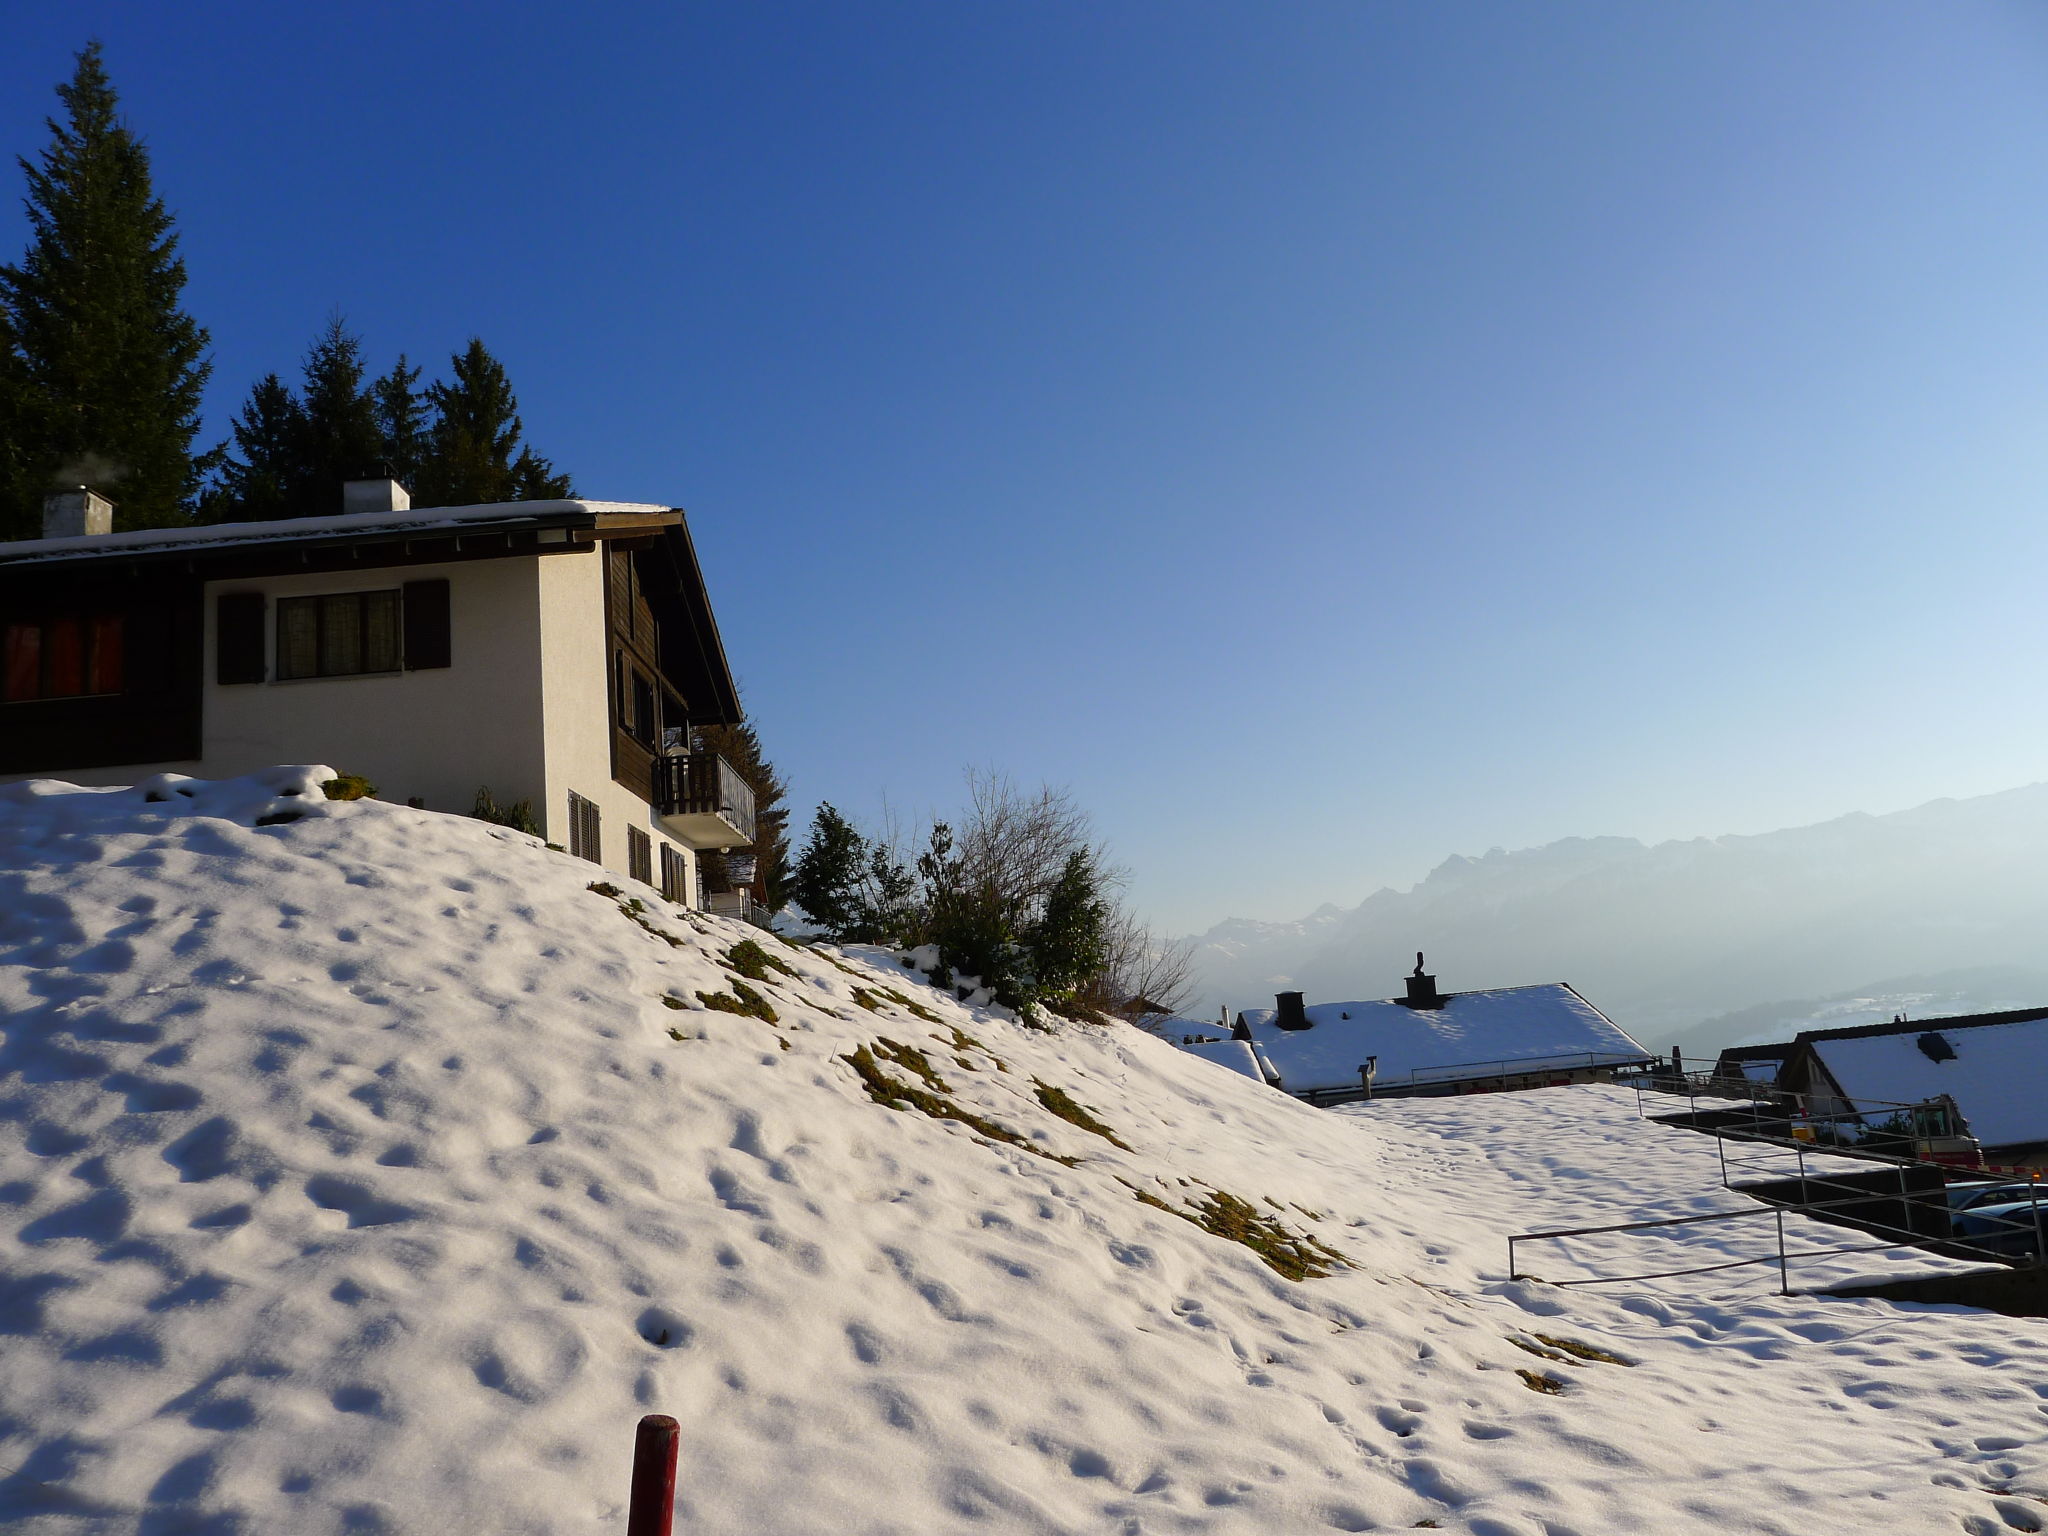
(204, 373), (301, 523)
(295, 316), (380, 513)
(788, 804), (872, 938)
(693, 716), (791, 908)
(415, 338), (572, 505)
(372, 354), (426, 488)
(0, 307), (29, 538)
(0, 41), (212, 535)
(1023, 848), (1112, 1004)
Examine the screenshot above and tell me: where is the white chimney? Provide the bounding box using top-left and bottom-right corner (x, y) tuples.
(342, 477), (411, 516)
(43, 487), (114, 539)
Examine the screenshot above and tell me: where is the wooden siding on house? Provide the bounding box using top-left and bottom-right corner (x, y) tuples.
(604, 543), (689, 808)
(0, 579), (204, 773)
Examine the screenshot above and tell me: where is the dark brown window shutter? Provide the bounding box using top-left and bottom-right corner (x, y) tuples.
(216, 592), (267, 684)
(402, 579), (451, 669)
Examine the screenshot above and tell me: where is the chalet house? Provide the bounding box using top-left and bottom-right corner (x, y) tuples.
(0, 481), (755, 909)
(1771, 1007), (2048, 1169)
(1180, 957), (1651, 1105)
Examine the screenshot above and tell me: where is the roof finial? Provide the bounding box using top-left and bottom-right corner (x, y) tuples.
(1413, 951), (1425, 977)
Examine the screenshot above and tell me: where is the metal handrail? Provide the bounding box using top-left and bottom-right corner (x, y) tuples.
(1509, 1190), (2044, 1294)
(1404, 1048), (1653, 1084)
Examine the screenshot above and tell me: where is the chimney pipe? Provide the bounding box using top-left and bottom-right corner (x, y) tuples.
(1274, 991), (1311, 1031)
(42, 486), (113, 539)
(1398, 951), (1445, 1011)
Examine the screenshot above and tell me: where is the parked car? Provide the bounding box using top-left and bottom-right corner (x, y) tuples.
(1950, 1194), (2047, 1258)
(1945, 1181), (2043, 1213)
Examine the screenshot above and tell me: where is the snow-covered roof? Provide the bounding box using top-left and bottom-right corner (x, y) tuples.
(1211, 984), (1649, 1094)
(1176, 1037), (1276, 1084)
(1806, 1017), (2048, 1149)
(0, 499), (672, 566)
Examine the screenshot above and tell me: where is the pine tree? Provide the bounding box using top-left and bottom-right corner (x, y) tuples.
(0, 41), (212, 535)
(294, 316), (381, 514)
(692, 716), (791, 908)
(788, 804), (872, 938)
(1024, 848), (1112, 1004)
(204, 373), (302, 523)
(414, 338), (572, 506)
(372, 354), (426, 489)
(0, 308), (29, 538)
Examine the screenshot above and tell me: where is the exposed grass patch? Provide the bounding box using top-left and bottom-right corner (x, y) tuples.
(1532, 1334), (1633, 1367)
(589, 883), (685, 948)
(660, 995), (687, 1011)
(1032, 1080), (1131, 1150)
(1129, 1183), (1348, 1280)
(1183, 1189), (1348, 1281)
(1508, 1337), (1573, 1366)
(840, 1044), (1078, 1165)
(321, 774), (376, 801)
(696, 981), (778, 1024)
(878, 987), (942, 1023)
(1515, 1369), (1567, 1395)
(873, 1037), (947, 1093)
(725, 939), (798, 982)
(851, 988), (884, 1012)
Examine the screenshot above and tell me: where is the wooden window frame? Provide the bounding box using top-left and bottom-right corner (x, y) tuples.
(276, 589), (403, 680)
(2, 613), (125, 704)
(568, 791), (602, 864)
(627, 826), (652, 886)
(660, 843), (690, 906)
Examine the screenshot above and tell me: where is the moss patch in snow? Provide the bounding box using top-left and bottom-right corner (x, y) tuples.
(724, 939), (797, 983)
(1126, 1182), (1348, 1281)
(696, 981), (779, 1024)
(840, 1044), (1079, 1166)
(1032, 1080), (1131, 1150)
(321, 773), (377, 801)
(1532, 1334), (1633, 1367)
(1515, 1368), (1567, 1395)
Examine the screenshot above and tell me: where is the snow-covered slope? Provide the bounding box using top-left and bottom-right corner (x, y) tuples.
(2, 770), (2045, 1535)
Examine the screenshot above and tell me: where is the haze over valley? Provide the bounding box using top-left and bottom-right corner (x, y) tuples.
(1185, 779), (2048, 1054)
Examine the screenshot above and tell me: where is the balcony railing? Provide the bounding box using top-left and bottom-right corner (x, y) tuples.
(655, 751), (756, 849)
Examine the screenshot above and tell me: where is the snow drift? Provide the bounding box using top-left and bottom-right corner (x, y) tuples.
(1, 769), (2044, 1534)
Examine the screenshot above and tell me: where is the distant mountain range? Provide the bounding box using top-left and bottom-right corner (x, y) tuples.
(1184, 782), (2048, 1052)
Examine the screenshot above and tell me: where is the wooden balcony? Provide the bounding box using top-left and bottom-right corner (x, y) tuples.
(655, 751), (755, 850)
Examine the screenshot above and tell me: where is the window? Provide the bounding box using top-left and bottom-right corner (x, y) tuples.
(277, 590), (401, 680)
(631, 674), (656, 746)
(2, 614), (123, 702)
(568, 792), (602, 864)
(627, 827), (652, 885)
(660, 843), (691, 906)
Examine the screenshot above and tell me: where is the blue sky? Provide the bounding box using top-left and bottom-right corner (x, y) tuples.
(7, 3), (2048, 933)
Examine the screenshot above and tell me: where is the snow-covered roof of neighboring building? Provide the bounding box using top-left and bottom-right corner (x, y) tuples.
(1803, 1017), (2048, 1150)
(0, 499), (673, 567)
(1219, 984), (1649, 1094)
(1177, 1038), (1275, 1084)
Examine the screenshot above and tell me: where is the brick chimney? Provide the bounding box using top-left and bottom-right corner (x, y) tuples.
(1398, 952), (1445, 1010)
(42, 486), (113, 539)
(342, 471), (411, 516)
(1273, 991), (1311, 1031)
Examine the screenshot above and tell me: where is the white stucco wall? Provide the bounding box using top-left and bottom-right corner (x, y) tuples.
(8, 547), (701, 900)
(532, 549), (700, 898)
(199, 558), (550, 816)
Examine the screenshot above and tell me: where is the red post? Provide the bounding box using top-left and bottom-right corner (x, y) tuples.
(627, 1414), (679, 1536)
